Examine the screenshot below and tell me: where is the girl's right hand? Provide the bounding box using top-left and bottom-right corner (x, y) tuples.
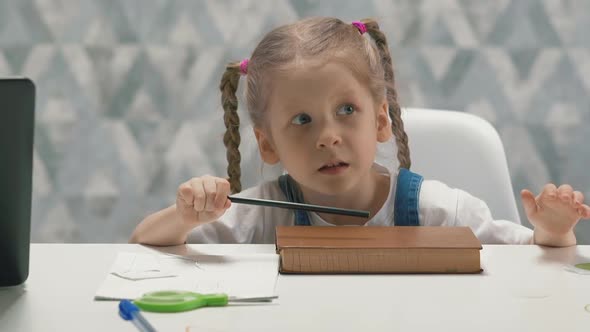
(176, 175), (232, 227)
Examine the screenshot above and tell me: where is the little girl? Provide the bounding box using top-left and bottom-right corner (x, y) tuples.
(130, 17), (590, 247)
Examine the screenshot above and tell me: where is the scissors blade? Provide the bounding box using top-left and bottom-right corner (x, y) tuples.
(228, 295), (278, 302)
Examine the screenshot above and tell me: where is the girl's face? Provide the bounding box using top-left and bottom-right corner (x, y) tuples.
(254, 60), (392, 196)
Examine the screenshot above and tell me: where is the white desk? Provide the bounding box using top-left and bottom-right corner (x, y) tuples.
(1, 244), (590, 331)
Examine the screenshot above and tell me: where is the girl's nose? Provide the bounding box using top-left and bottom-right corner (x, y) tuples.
(316, 125), (342, 149)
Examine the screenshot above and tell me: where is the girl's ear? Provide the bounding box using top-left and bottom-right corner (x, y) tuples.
(254, 127), (280, 164)
(376, 99), (392, 142)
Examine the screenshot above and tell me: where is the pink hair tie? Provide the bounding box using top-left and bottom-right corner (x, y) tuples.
(352, 21), (367, 35)
(239, 59), (249, 75)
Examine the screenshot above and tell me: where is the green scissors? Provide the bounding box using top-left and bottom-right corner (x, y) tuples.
(134, 290), (277, 313)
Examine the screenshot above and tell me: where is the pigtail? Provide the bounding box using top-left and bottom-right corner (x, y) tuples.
(219, 62), (242, 193)
(362, 19), (411, 170)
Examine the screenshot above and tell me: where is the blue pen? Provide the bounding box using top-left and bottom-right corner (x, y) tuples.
(119, 300), (157, 332)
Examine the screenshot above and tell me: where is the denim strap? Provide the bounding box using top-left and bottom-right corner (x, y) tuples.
(393, 168), (423, 226)
(278, 174), (312, 226)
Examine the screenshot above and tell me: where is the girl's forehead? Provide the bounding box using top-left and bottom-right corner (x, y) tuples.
(267, 62), (366, 101)
(273, 57), (362, 80)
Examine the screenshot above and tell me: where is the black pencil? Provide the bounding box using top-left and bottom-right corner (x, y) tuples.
(227, 196), (370, 218)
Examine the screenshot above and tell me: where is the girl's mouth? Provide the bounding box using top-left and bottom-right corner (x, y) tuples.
(318, 162), (349, 174)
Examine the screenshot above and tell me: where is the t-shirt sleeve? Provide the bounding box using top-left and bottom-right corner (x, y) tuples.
(186, 180), (293, 244)
(419, 180), (533, 244)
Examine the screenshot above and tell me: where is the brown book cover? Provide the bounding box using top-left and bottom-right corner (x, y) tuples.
(275, 226), (482, 274)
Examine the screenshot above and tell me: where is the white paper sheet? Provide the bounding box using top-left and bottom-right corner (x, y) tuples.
(95, 252), (279, 301)
(109, 252), (178, 281)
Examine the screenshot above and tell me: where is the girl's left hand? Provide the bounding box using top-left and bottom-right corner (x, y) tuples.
(521, 184), (590, 245)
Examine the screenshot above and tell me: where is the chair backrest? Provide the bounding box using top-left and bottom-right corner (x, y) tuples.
(399, 108), (521, 224)
(239, 107), (521, 224)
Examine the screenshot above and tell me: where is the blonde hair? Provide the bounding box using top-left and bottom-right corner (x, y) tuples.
(219, 17), (410, 193)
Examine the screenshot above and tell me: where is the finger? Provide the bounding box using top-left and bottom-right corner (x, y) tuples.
(202, 176), (218, 212)
(557, 184), (574, 204)
(539, 183), (558, 201)
(520, 189), (538, 217)
(573, 191), (585, 206)
(582, 205), (590, 219)
(190, 178), (206, 211)
(177, 182), (194, 208)
(214, 178), (231, 209)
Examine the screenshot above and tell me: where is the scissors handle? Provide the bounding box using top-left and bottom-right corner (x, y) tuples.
(134, 290), (228, 313)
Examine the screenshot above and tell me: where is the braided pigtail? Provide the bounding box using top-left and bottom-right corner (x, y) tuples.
(362, 19), (411, 169)
(219, 61), (243, 193)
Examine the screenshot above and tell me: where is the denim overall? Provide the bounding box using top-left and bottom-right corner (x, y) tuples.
(277, 168), (423, 226)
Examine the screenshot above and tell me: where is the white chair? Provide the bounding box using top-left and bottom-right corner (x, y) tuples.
(398, 108), (521, 224)
(240, 107), (521, 224)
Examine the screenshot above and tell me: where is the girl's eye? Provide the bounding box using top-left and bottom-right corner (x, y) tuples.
(337, 104), (356, 116)
(291, 113), (312, 125)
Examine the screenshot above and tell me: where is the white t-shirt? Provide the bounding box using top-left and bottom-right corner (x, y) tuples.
(187, 164), (533, 244)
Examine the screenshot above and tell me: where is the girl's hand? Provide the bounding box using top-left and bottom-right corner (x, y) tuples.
(176, 175), (232, 227)
(521, 184), (590, 246)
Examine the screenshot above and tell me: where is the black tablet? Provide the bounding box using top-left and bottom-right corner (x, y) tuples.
(0, 78), (35, 286)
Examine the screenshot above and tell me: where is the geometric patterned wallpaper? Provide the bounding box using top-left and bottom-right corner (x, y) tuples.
(1, 0), (589, 243)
